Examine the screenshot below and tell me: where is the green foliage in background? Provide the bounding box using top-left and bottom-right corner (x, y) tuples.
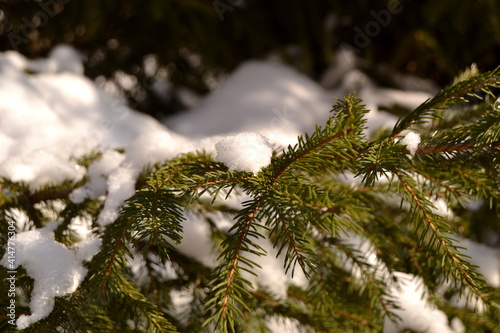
(2, 0), (500, 117)
(1, 66), (499, 332)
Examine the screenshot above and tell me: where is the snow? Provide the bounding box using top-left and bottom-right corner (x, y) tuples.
(69, 149), (125, 204)
(163, 60), (334, 146)
(27, 44), (84, 75)
(494, 97), (500, 111)
(173, 211), (219, 268)
(400, 131), (421, 155)
(0, 221), (101, 330)
(343, 234), (465, 333)
(266, 317), (302, 333)
(453, 236), (500, 288)
(97, 130), (196, 226)
(0, 47), (165, 191)
(244, 235), (308, 299)
(0, 45), (496, 332)
(384, 272), (464, 333)
(97, 162), (138, 226)
(68, 214), (95, 242)
(215, 132), (273, 173)
(0, 150), (85, 189)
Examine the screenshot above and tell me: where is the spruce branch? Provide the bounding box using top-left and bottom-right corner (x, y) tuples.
(275, 215), (311, 277)
(271, 94), (367, 183)
(82, 176), (185, 331)
(409, 123), (499, 206)
(449, 166), (500, 206)
(257, 287), (381, 332)
(395, 171), (494, 307)
(328, 238), (399, 323)
(262, 196), (316, 277)
(203, 199), (265, 332)
(163, 154), (252, 205)
(391, 66), (500, 138)
(300, 240), (386, 332)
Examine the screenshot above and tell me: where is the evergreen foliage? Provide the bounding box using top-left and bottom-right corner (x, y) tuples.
(1, 68), (500, 332)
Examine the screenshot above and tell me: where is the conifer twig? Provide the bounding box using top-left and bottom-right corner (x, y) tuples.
(396, 171), (493, 305)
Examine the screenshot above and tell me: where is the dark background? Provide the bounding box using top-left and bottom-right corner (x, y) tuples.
(2, 0), (500, 118)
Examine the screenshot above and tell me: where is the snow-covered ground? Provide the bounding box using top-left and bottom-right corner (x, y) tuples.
(0, 45), (498, 332)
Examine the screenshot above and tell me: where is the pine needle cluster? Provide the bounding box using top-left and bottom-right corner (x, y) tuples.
(1, 67), (500, 332)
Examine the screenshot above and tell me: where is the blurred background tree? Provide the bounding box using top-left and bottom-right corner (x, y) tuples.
(1, 0), (500, 118)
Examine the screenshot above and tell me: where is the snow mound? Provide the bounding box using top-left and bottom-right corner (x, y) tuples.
(164, 60), (335, 146)
(0, 48), (165, 190)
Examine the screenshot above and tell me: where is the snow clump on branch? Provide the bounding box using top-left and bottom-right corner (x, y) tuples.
(215, 132), (273, 174)
(400, 131), (421, 156)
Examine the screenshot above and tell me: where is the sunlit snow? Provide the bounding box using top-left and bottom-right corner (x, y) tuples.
(215, 132), (273, 174)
